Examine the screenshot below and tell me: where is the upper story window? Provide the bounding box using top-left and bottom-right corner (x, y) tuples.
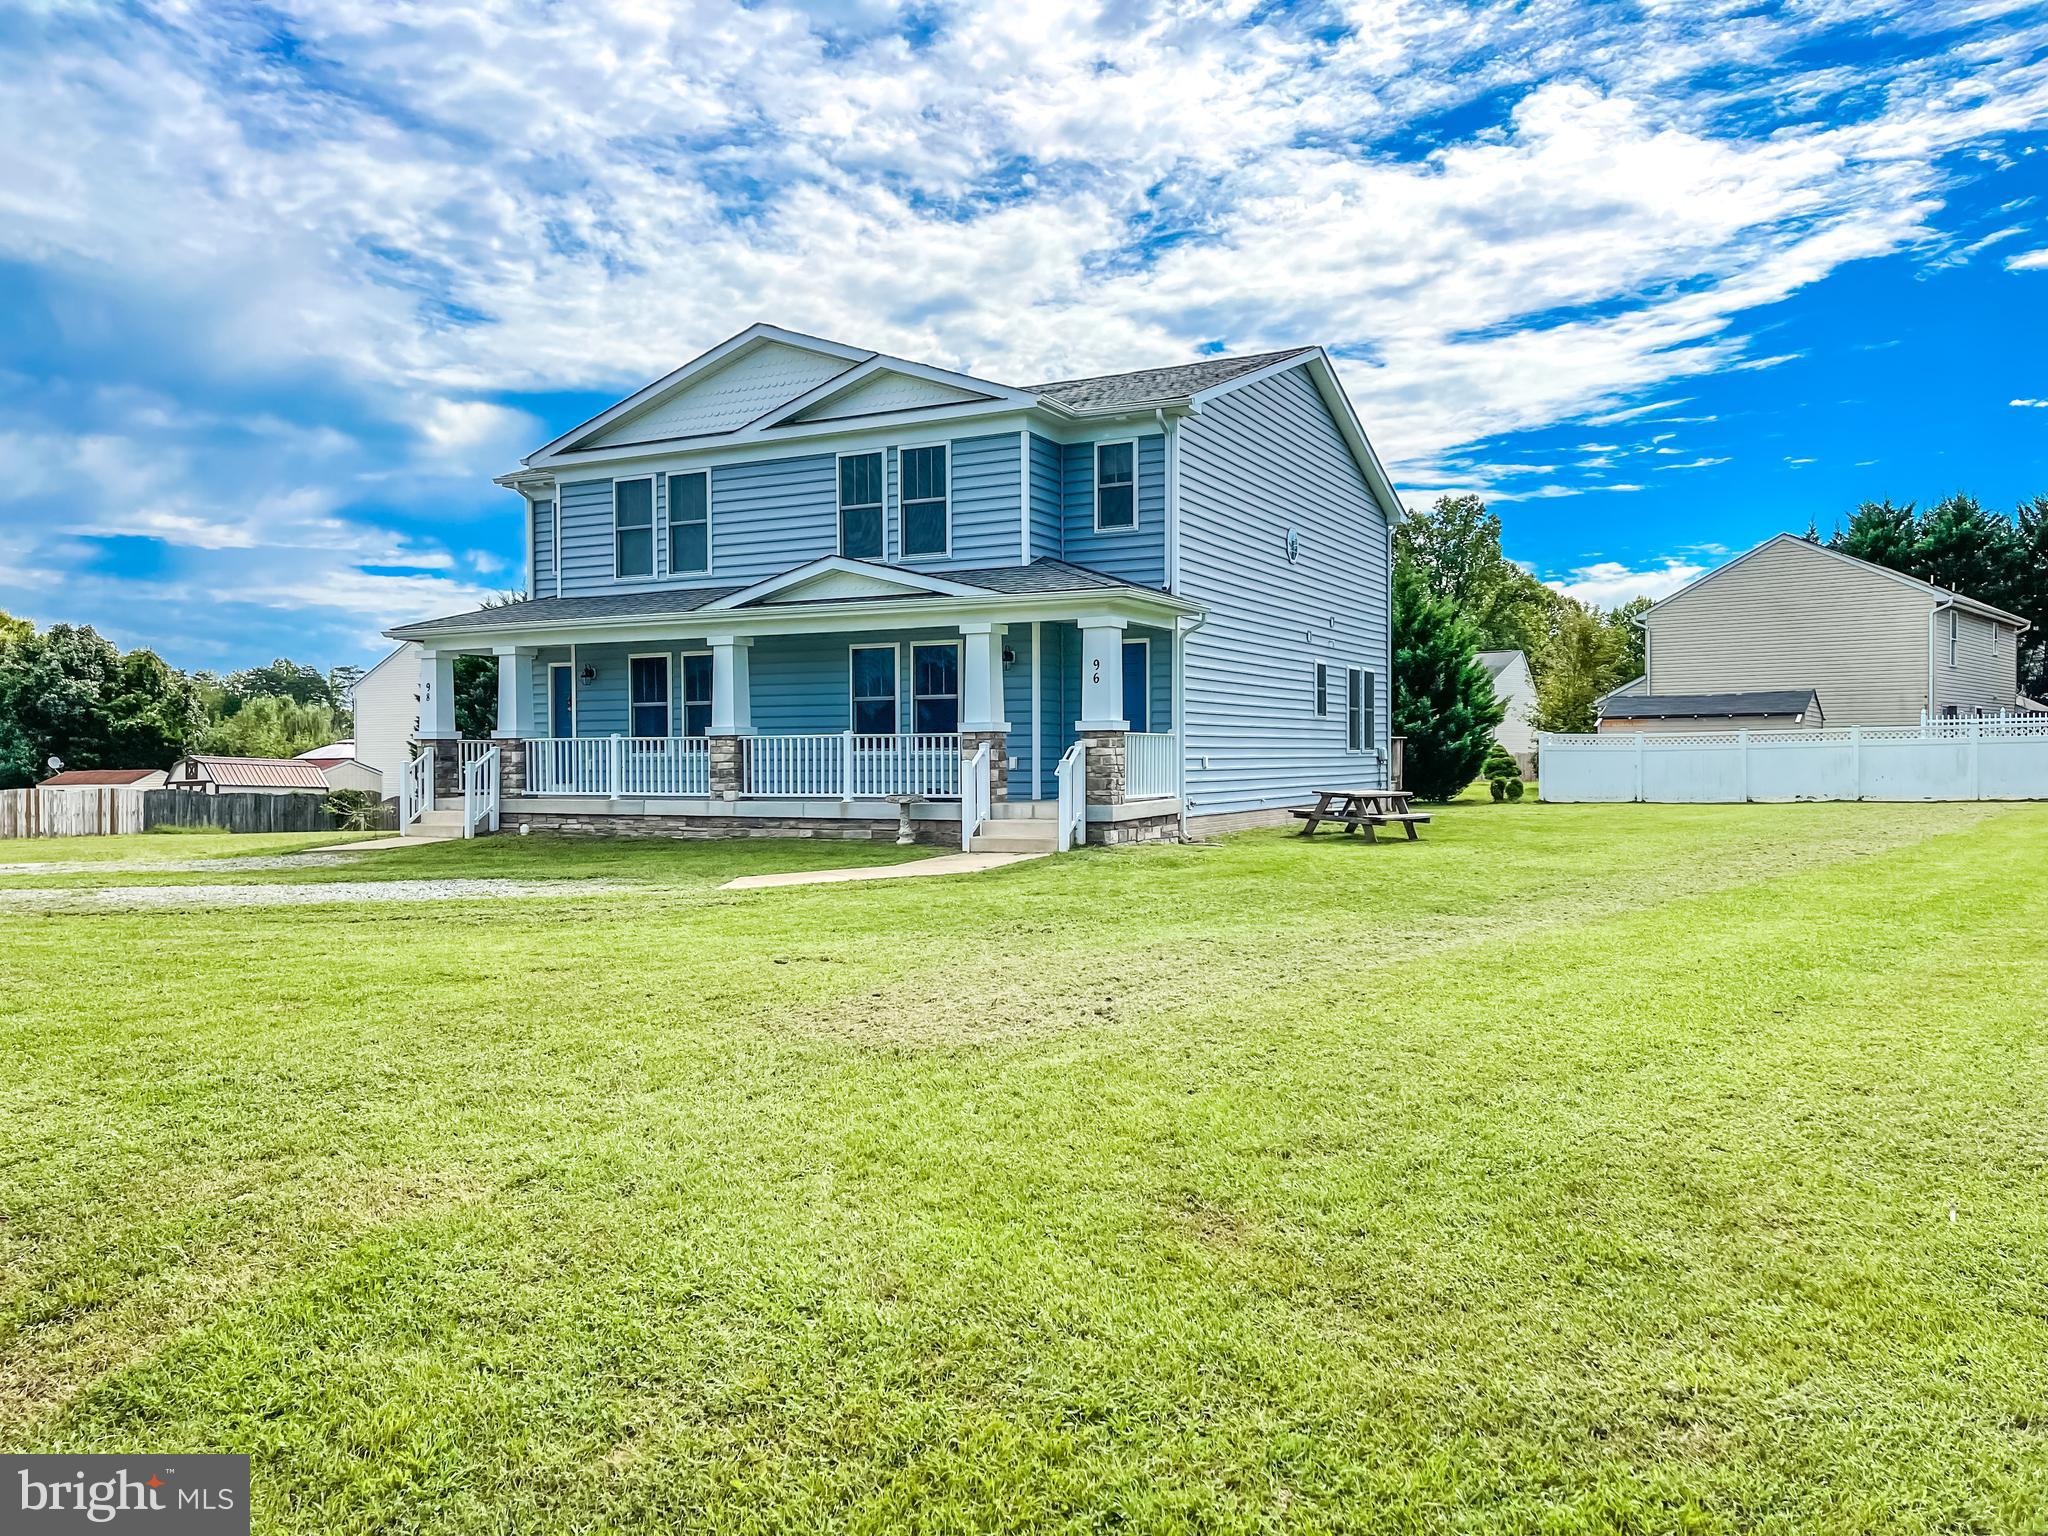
(839, 452), (884, 559)
(1095, 440), (1136, 530)
(613, 477), (654, 578)
(668, 471), (709, 575)
(1950, 610), (1959, 666)
(900, 445), (949, 558)
(1347, 668), (1374, 753)
(1314, 662), (1329, 717)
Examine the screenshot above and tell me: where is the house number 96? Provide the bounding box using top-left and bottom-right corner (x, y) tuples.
(1090, 659), (1102, 683)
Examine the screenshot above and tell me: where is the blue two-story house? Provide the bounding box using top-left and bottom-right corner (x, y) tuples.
(387, 323), (1401, 848)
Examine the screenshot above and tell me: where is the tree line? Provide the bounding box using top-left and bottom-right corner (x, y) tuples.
(0, 611), (363, 789)
(1390, 490), (2048, 800)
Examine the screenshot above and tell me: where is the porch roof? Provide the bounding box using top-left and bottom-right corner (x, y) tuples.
(388, 558), (1179, 642)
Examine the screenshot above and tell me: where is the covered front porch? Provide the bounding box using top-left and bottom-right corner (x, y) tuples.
(392, 558), (1197, 848)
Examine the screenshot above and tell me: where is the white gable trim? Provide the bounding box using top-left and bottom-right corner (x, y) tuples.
(752, 354), (1034, 431)
(1642, 533), (2029, 630)
(706, 556), (990, 610)
(528, 324), (872, 463)
(1191, 349), (1406, 525)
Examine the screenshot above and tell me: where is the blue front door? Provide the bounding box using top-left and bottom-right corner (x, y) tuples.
(549, 665), (574, 737)
(1121, 640), (1149, 733)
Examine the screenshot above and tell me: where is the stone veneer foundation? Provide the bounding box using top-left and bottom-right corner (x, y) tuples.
(1088, 809), (1181, 845)
(502, 811), (962, 845)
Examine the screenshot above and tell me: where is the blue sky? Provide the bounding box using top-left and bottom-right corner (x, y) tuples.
(1, 0), (2045, 673)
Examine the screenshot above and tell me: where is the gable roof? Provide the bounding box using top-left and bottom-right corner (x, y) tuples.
(39, 767), (163, 786)
(1646, 533), (2028, 629)
(388, 558), (1170, 641)
(173, 755), (330, 789)
(1024, 349), (1313, 410)
(1475, 649), (1526, 679)
(1599, 688), (1823, 722)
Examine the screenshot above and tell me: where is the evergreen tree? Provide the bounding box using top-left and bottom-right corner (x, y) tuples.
(1833, 500), (1919, 572)
(1392, 562), (1503, 801)
(2015, 496), (2048, 698)
(1914, 493), (2024, 615)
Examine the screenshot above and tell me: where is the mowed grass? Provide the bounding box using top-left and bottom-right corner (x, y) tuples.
(2, 802), (2045, 1533)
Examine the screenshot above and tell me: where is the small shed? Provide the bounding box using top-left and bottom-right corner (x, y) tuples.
(39, 767), (168, 790)
(167, 754), (331, 795)
(296, 742), (384, 795)
(1598, 689), (1825, 734)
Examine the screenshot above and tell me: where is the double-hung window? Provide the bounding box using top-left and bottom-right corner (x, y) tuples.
(850, 645), (898, 735)
(839, 452), (884, 559)
(614, 478), (655, 578)
(1094, 441), (1136, 530)
(911, 643), (959, 733)
(900, 445), (949, 558)
(629, 654), (670, 739)
(680, 653), (712, 738)
(667, 471), (709, 575)
(1346, 668), (1375, 753)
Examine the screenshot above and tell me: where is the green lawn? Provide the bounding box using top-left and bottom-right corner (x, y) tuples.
(3, 803), (2045, 1532)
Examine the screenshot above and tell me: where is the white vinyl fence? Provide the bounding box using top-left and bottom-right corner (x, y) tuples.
(1540, 717), (2048, 804)
(0, 787), (148, 838)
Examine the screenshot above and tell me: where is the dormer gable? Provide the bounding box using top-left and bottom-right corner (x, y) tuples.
(708, 557), (989, 610)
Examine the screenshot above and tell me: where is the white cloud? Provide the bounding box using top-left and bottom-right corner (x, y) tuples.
(2006, 248), (2048, 270)
(2012, 398), (2048, 407)
(1654, 456), (1730, 471)
(1547, 556), (1709, 606)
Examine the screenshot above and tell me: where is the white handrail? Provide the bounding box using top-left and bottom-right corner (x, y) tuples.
(460, 745), (500, 837)
(399, 749), (433, 830)
(1054, 740), (1087, 852)
(961, 740), (992, 851)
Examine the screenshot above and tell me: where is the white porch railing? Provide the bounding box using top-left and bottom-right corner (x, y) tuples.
(1055, 740), (1087, 853)
(961, 739), (992, 851)
(461, 745), (500, 837)
(1125, 731), (1178, 799)
(459, 739), (496, 771)
(520, 733), (963, 799)
(398, 749), (433, 830)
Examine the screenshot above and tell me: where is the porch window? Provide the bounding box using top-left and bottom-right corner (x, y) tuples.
(614, 477), (655, 578)
(629, 654), (670, 738)
(668, 471), (709, 575)
(850, 644), (898, 735)
(681, 652), (712, 737)
(900, 445), (948, 558)
(912, 642), (959, 733)
(1346, 667), (1374, 753)
(839, 452), (884, 559)
(1095, 440), (1136, 530)
(1315, 662), (1329, 717)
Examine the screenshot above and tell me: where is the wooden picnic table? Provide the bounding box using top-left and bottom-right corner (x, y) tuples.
(1291, 787), (1430, 841)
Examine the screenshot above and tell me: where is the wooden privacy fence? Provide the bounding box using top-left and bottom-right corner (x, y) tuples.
(0, 787), (148, 838)
(142, 789), (340, 833)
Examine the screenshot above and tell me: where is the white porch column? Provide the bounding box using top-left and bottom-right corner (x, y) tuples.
(709, 635), (754, 736)
(1075, 617), (1129, 731)
(959, 621), (1011, 732)
(493, 647), (536, 739)
(418, 648), (457, 739)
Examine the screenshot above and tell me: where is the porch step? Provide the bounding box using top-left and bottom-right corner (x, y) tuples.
(970, 819), (1059, 853)
(406, 809), (466, 837)
(989, 800), (1058, 820)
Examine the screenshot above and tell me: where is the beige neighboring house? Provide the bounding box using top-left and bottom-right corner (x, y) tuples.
(1476, 649), (1536, 771)
(1611, 533), (2029, 729)
(294, 742), (385, 796)
(352, 642), (421, 799)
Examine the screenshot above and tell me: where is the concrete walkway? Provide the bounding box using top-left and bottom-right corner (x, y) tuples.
(722, 851), (1044, 890)
(323, 832), (456, 851)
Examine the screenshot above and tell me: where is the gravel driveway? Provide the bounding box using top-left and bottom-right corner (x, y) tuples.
(0, 879), (633, 910)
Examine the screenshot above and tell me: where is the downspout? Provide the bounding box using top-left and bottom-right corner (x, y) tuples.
(1174, 609), (1209, 839)
(1929, 601), (1950, 722)
(1157, 406), (1179, 594)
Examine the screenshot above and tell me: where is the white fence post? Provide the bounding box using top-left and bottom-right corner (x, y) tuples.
(1737, 729), (1749, 802)
(1851, 725), (1863, 800)
(1635, 732), (1646, 803)
(1970, 718), (1981, 800)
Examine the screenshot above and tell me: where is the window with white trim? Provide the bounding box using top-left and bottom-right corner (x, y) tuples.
(900, 445), (949, 558)
(614, 478), (654, 578)
(850, 645), (897, 735)
(839, 453), (884, 559)
(911, 642), (959, 733)
(680, 653), (712, 737)
(668, 471), (709, 575)
(628, 654), (670, 738)
(1346, 667), (1374, 753)
(1094, 440), (1136, 530)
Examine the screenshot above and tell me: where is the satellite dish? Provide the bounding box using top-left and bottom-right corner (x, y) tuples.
(46, 755), (63, 773)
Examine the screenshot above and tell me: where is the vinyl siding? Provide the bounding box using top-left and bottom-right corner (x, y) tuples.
(928, 432), (1021, 569)
(792, 371), (988, 422)
(1176, 364), (1392, 816)
(710, 454), (840, 581)
(1644, 539), (1937, 725)
(351, 642), (420, 793)
(1027, 433), (1063, 560)
(1060, 434), (1166, 587)
(583, 342), (852, 449)
(1934, 607), (2021, 714)
(530, 499), (556, 596)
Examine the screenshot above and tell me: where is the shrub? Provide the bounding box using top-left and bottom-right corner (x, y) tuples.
(325, 789), (385, 831)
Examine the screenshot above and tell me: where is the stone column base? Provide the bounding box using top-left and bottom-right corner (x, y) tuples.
(1078, 729), (1127, 805)
(960, 729), (1009, 801)
(708, 735), (745, 799)
(427, 737), (464, 799)
(495, 739), (526, 798)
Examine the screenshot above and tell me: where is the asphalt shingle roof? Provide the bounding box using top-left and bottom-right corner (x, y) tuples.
(390, 559), (1156, 638)
(1023, 349), (1313, 410)
(1598, 689), (1821, 721)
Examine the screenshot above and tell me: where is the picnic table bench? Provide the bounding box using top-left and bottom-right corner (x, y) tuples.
(1291, 787), (1431, 841)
